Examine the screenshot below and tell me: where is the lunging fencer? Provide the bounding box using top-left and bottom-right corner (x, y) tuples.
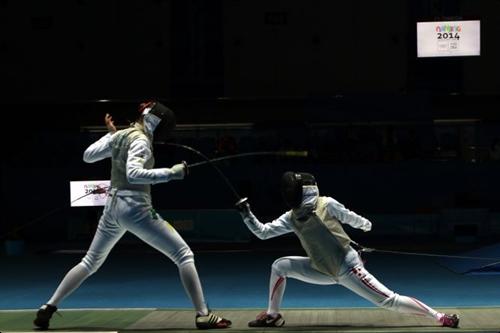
(34, 101), (231, 330)
(235, 171), (459, 328)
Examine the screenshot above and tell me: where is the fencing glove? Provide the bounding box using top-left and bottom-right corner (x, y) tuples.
(361, 220), (372, 232)
(170, 161), (187, 180)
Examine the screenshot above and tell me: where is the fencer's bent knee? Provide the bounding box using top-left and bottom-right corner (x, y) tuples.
(272, 257), (290, 276)
(80, 252), (106, 274)
(172, 246), (194, 267)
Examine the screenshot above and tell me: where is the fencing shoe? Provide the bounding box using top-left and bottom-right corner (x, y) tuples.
(195, 311), (231, 329)
(33, 304), (58, 330)
(440, 313), (460, 328)
(248, 311), (285, 327)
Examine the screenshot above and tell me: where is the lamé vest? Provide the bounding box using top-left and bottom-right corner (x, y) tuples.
(290, 196), (352, 277)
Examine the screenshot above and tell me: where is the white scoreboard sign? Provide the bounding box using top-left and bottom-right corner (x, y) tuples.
(417, 20), (480, 57)
(70, 180), (110, 207)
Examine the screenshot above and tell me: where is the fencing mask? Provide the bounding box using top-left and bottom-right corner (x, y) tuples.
(281, 171), (317, 208)
(139, 101), (176, 142)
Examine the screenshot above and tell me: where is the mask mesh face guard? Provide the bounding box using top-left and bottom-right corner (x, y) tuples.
(140, 101), (176, 141)
(281, 171), (316, 208)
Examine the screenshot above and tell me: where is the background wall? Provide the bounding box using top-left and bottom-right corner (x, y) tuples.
(2, 0), (499, 100)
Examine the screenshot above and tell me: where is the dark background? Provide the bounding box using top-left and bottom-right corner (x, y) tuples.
(1, 0), (499, 253)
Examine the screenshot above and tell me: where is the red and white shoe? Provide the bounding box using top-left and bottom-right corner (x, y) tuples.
(440, 313), (460, 328)
(248, 311), (285, 327)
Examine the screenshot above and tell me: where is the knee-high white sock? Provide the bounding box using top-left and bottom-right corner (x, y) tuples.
(47, 263), (91, 306)
(267, 269), (286, 315)
(392, 295), (441, 320)
(178, 262), (208, 316)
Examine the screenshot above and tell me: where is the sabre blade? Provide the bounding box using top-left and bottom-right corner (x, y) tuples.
(188, 151), (308, 168)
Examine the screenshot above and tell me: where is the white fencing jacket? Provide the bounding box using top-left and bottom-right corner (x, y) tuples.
(83, 116), (179, 195)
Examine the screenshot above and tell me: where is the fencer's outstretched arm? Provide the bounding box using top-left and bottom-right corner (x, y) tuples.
(236, 202), (293, 240)
(126, 138), (185, 184)
(325, 197), (372, 232)
(83, 133), (113, 163)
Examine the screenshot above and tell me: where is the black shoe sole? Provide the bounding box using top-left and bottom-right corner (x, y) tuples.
(33, 319), (49, 330)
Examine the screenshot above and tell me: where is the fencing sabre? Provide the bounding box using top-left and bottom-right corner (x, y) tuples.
(187, 150), (308, 168)
(162, 142), (245, 202)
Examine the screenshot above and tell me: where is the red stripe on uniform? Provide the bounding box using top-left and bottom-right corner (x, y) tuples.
(271, 276), (285, 300)
(361, 278), (390, 298)
(351, 267), (390, 298)
(410, 297), (431, 312)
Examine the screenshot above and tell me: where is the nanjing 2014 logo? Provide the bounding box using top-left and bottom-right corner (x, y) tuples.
(84, 183), (108, 201)
(435, 24), (462, 40)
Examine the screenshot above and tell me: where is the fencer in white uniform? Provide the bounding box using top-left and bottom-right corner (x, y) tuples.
(34, 101), (231, 330)
(235, 171), (459, 328)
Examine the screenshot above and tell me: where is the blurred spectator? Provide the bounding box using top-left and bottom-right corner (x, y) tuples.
(490, 138), (500, 161)
(381, 126), (403, 161)
(216, 134), (238, 156)
(433, 127), (459, 160)
(400, 128), (421, 161)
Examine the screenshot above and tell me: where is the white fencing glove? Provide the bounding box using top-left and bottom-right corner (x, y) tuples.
(361, 220), (372, 232)
(170, 161), (187, 180)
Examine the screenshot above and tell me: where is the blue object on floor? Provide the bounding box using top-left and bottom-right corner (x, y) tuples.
(466, 261), (500, 275)
(438, 243), (500, 275)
